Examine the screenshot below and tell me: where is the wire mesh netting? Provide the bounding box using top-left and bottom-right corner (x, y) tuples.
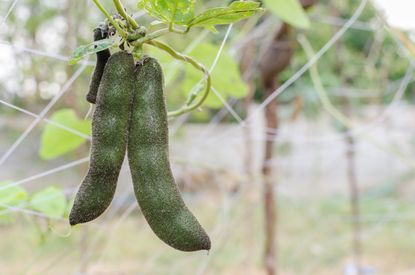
(1, 0), (415, 274)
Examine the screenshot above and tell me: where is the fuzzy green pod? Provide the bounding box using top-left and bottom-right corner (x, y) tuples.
(70, 51), (135, 225)
(86, 26), (111, 104)
(128, 57), (211, 252)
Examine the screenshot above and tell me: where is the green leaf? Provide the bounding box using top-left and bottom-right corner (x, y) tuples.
(138, 0), (195, 25)
(0, 182), (29, 206)
(40, 109), (91, 160)
(31, 186), (67, 219)
(69, 38), (116, 65)
(181, 43), (248, 109)
(188, 1), (263, 29)
(0, 181), (29, 224)
(263, 0), (310, 29)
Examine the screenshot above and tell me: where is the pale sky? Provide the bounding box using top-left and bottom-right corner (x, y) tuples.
(373, 0), (415, 31)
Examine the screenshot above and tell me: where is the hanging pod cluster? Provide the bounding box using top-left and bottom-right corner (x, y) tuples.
(70, 28), (211, 252)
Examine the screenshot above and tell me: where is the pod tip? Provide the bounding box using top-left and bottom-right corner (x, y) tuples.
(68, 214), (78, 226)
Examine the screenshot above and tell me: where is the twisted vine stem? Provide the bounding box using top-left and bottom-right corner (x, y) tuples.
(91, 0), (212, 118)
(146, 40), (212, 118)
(113, 0), (139, 29)
(92, 0), (126, 37)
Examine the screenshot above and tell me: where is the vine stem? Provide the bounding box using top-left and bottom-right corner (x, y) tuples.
(93, 0), (209, 118)
(133, 28), (169, 45)
(298, 34), (415, 168)
(113, 0), (139, 29)
(146, 40), (212, 118)
(92, 0), (126, 38)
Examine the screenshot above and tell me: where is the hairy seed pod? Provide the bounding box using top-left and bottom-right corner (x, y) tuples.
(70, 51), (135, 225)
(86, 26), (111, 104)
(128, 57), (211, 251)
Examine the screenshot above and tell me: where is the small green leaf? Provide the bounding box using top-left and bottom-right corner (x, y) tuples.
(181, 43), (248, 109)
(138, 0), (195, 25)
(0, 181), (29, 224)
(31, 186), (67, 219)
(0, 181), (28, 207)
(40, 109), (91, 160)
(69, 38), (115, 65)
(263, 0), (310, 29)
(188, 1), (263, 29)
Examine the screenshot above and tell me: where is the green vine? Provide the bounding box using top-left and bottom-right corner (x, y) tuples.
(92, 0), (126, 38)
(146, 40), (212, 118)
(82, 0), (261, 118)
(298, 34), (415, 169)
(113, 0), (139, 29)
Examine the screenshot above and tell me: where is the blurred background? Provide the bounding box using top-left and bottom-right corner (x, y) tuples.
(1, 0), (415, 274)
